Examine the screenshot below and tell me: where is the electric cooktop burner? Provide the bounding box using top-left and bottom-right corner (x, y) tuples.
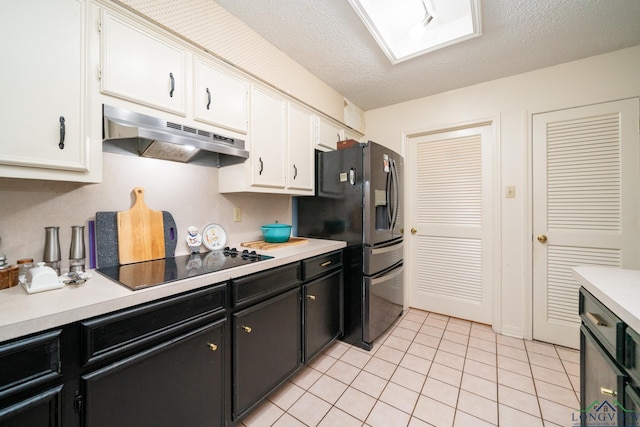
(96, 247), (273, 291)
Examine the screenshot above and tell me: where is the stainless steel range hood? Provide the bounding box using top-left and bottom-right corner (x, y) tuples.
(102, 104), (249, 167)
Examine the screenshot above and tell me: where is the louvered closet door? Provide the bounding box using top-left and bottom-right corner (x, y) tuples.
(532, 98), (640, 349)
(409, 125), (494, 324)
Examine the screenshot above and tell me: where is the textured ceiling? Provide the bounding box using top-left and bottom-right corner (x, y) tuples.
(213, 0), (640, 111)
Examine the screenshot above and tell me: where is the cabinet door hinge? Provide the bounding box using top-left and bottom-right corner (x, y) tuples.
(73, 392), (83, 414)
(97, 18), (102, 33)
(97, 67), (102, 80)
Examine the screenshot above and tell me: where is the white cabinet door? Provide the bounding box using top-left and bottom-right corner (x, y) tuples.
(315, 116), (344, 151)
(287, 103), (314, 193)
(101, 10), (187, 116)
(0, 0), (90, 175)
(250, 86), (286, 189)
(193, 57), (248, 134)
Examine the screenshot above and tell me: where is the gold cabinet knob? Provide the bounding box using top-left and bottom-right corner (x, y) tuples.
(242, 325), (252, 333)
(410, 228), (417, 234)
(208, 343), (218, 351)
(307, 295), (316, 300)
(537, 234), (548, 243)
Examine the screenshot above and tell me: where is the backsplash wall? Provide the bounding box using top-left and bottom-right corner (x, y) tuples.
(0, 152), (291, 270)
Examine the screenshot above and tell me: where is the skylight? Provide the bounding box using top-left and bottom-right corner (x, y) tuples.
(348, 0), (482, 64)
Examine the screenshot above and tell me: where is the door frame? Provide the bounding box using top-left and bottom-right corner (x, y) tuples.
(402, 115), (502, 331)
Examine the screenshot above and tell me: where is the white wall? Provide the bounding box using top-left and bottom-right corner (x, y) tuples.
(363, 46), (640, 338)
(0, 153), (291, 272)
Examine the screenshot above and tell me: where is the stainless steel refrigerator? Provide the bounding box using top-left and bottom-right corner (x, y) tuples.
(295, 141), (404, 350)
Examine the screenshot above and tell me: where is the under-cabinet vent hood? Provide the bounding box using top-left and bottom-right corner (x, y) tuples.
(102, 104), (249, 167)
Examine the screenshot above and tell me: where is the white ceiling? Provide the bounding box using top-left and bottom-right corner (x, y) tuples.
(213, 0), (640, 111)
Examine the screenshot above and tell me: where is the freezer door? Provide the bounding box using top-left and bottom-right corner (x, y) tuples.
(363, 240), (403, 276)
(363, 142), (404, 245)
(363, 262), (404, 344)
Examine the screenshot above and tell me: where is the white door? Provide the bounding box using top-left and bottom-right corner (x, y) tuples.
(409, 125), (495, 324)
(532, 98), (640, 349)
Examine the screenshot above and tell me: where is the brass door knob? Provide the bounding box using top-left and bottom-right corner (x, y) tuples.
(537, 234), (547, 243)
(410, 228), (417, 234)
(242, 325), (252, 333)
(307, 295), (316, 300)
(208, 343), (218, 351)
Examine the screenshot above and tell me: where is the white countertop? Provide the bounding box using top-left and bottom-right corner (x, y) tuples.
(0, 238), (345, 342)
(573, 266), (640, 333)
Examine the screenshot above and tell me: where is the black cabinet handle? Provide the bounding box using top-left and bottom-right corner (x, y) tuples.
(58, 116), (65, 149)
(293, 164), (297, 179)
(259, 157), (264, 175)
(169, 72), (175, 97)
(206, 87), (211, 110)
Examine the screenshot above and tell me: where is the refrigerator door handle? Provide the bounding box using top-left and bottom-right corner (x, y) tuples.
(370, 240), (404, 255)
(390, 159), (400, 231)
(385, 166), (393, 228)
(371, 264), (404, 286)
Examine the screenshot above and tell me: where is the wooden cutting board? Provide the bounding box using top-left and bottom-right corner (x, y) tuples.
(241, 237), (308, 250)
(117, 187), (165, 264)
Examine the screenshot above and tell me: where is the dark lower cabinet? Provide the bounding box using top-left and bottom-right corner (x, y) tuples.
(580, 325), (626, 427)
(81, 318), (225, 427)
(303, 269), (343, 362)
(0, 250), (344, 427)
(625, 385), (640, 426)
(0, 385), (63, 427)
(0, 329), (65, 427)
(233, 288), (301, 420)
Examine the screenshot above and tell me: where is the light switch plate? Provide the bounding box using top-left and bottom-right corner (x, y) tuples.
(234, 207), (242, 222)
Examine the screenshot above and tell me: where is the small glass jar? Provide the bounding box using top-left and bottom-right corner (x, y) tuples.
(17, 258), (34, 283)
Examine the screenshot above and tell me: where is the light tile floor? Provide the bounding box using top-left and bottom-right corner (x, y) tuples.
(240, 308), (580, 427)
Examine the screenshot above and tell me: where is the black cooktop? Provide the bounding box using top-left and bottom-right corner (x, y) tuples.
(96, 247), (273, 290)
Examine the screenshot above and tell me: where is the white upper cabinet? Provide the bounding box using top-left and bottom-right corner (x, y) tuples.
(219, 84), (315, 195)
(315, 115), (345, 151)
(250, 85), (287, 189)
(0, 0), (100, 182)
(287, 103), (314, 192)
(193, 57), (248, 134)
(100, 10), (187, 116)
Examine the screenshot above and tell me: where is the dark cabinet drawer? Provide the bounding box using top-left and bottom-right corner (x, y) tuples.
(81, 283), (226, 365)
(580, 288), (625, 362)
(232, 262), (301, 307)
(0, 330), (62, 399)
(302, 250), (342, 281)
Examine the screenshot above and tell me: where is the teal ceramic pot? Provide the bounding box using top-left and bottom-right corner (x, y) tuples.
(260, 224), (292, 243)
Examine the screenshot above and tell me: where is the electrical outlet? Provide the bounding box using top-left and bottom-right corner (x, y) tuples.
(233, 207), (242, 222)
(505, 185), (516, 198)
